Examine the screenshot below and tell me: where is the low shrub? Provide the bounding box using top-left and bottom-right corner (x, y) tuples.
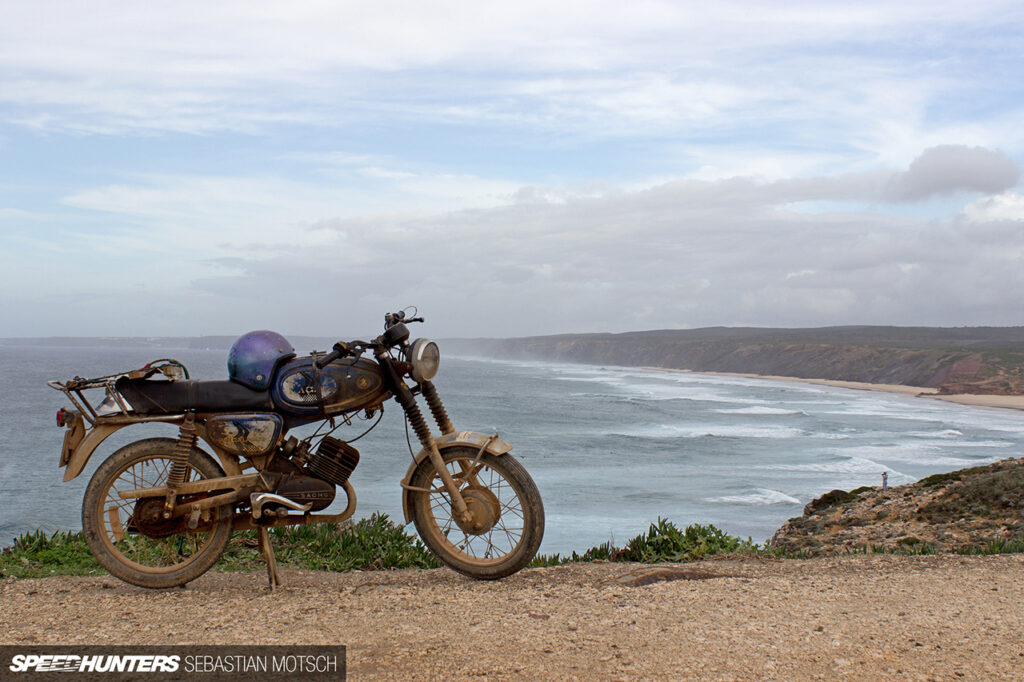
(619, 518), (755, 563)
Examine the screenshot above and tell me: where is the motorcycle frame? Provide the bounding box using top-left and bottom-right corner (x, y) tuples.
(51, 339), (513, 531)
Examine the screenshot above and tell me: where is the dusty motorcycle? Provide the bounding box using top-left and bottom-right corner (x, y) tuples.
(49, 310), (544, 589)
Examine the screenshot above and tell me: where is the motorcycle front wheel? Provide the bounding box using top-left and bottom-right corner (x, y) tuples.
(408, 447), (544, 580)
(81, 437), (233, 589)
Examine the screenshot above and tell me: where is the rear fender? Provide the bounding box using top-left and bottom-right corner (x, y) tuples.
(62, 423), (130, 482)
(400, 431), (512, 523)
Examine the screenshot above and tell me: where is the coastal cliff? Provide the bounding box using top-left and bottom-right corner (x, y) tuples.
(771, 457), (1024, 555)
(451, 326), (1024, 395)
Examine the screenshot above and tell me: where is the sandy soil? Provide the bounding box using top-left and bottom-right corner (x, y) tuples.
(3, 555), (1023, 680)
(648, 367), (1024, 411)
(926, 393), (1024, 410)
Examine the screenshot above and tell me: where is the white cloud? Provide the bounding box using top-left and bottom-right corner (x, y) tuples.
(3, 0), (1023, 154)
(964, 192), (1024, 222)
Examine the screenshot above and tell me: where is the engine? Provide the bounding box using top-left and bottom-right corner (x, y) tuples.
(307, 436), (360, 486)
(263, 435), (360, 514)
(275, 474), (336, 511)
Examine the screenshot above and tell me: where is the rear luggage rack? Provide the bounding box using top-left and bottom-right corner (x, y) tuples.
(48, 359), (190, 425)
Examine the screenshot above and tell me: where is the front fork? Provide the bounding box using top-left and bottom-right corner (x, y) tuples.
(379, 352), (471, 521)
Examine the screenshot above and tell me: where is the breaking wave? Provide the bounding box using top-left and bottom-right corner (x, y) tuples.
(608, 423), (806, 439)
(706, 489), (802, 505)
(715, 406), (805, 415)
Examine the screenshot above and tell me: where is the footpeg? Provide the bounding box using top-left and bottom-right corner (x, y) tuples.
(250, 492), (312, 520)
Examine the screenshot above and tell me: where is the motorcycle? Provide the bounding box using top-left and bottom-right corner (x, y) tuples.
(49, 310), (544, 589)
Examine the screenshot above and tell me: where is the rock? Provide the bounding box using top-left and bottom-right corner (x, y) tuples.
(771, 458), (1024, 555)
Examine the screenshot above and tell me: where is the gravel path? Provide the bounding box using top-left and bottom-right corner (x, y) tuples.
(3, 554), (1023, 680)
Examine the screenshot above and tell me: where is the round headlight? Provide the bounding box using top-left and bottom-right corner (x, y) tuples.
(408, 338), (440, 383)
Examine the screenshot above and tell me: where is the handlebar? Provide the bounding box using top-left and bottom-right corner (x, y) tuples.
(316, 309), (424, 367)
(385, 309), (424, 327)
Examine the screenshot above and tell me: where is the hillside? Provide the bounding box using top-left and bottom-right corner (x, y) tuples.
(450, 326), (1024, 395)
(771, 457), (1024, 555)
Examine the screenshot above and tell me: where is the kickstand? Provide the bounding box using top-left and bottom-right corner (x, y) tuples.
(258, 525), (282, 590)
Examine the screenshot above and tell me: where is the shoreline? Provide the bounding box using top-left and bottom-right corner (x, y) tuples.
(642, 367), (1024, 411)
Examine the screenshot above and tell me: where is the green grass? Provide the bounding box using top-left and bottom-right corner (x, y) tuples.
(0, 529), (105, 579)
(5, 514), (1024, 581)
(0, 514), (437, 580)
(531, 519), (757, 566)
(218, 514), (440, 572)
(955, 538), (1024, 555)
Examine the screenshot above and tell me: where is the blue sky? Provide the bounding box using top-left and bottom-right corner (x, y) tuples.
(2, 1), (1023, 337)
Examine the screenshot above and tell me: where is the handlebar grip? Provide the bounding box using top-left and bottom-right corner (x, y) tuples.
(314, 350), (340, 368)
(315, 341), (350, 368)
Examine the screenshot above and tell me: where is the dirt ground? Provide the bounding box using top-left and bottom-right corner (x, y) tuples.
(3, 554), (1023, 680)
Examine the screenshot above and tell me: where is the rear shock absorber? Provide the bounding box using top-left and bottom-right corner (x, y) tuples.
(421, 381), (454, 435)
(163, 413), (197, 518)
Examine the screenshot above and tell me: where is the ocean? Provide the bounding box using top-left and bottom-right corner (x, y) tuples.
(2, 345), (1023, 555)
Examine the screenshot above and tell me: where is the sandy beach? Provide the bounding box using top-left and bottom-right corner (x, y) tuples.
(645, 367), (1024, 411)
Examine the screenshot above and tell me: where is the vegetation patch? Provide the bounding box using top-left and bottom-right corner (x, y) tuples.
(804, 486), (873, 514)
(1, 514), (438, 580)
(7, 471), (1024, 580)
(0, 530), (104, 579)
(918, 466), (1024, 522)
(919, 471), (964, 487)
(218, 514), (440, 572)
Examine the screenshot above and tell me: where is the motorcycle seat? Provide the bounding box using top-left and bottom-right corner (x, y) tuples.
(115, 377), (274, 415)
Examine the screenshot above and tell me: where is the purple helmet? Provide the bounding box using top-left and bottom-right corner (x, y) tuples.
(228, 330), (295, 390)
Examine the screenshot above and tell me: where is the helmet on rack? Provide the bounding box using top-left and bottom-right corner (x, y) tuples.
(227, 330), (296, 390)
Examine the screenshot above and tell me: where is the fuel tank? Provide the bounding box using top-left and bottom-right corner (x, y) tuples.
(271, 356), (389, 416)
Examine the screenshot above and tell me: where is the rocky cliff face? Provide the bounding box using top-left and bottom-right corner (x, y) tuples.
(770, 458), (1024, 555)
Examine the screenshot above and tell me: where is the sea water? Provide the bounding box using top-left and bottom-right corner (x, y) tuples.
(2, 346), (1023, 555)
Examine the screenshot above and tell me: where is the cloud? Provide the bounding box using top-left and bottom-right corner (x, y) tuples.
(964, 191), (1024, 222)
(885, 146), (1021, 201)
(175, 159), (1024, 337)
(3, 0), (1023, 159)
(6, 147), (1023, 337)
(3, 2), (1024, 336)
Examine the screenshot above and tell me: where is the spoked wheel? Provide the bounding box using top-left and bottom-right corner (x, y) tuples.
(82, 438), (233, 588)
(409, 447), (544, 580)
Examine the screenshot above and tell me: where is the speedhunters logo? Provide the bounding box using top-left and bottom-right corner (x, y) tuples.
(1, 645), (346, 680)
(9, 654), (179, 673)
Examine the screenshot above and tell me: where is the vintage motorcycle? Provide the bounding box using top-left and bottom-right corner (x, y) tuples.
(49, 310), (544, 589)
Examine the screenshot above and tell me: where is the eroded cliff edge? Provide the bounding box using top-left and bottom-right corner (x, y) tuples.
(770, 457), (1024, 555)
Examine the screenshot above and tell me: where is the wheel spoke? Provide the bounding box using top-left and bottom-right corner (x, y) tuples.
(95, 454), (218, 571)
(413, 453), (541, 570)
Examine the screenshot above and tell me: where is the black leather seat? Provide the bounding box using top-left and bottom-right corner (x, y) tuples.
(116, 378), (273, 414)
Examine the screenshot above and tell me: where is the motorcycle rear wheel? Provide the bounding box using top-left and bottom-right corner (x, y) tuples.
(81, 437), (233, 589)
(409, 447), (544, 580)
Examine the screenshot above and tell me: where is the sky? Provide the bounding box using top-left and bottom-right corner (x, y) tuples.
(2, 1), (1023, 338)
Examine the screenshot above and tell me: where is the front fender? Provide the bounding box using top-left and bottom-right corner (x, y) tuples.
(400, 431), (512, 523)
